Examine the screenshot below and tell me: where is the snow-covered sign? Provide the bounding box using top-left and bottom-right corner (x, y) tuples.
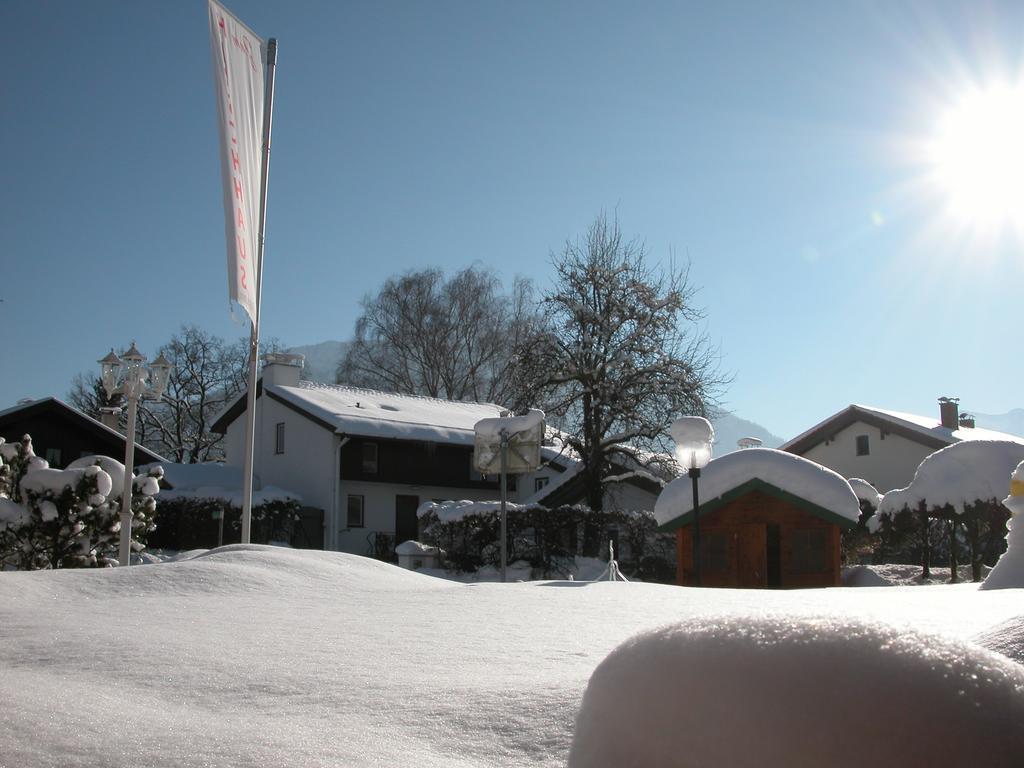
(473, 409), (545, 474)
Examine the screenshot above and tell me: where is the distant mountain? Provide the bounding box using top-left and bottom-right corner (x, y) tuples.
(710, 412), (784, 456)
(972, 409), (1024, 439)
(286, 340), (350, 384)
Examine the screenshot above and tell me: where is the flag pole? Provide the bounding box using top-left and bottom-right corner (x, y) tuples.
(240, 37), (278, 544)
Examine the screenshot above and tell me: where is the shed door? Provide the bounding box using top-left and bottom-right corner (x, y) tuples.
(736, 524), (767, 588)
(395, 494), (420, 546)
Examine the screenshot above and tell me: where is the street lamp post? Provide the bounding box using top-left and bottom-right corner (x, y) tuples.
(99, 342), (172, 566)
(671, 416), (714, 586)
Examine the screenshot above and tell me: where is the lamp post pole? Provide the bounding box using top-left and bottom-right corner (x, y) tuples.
(500, 428), (508, 584)
(99, 343), (172, 566)
(689, 466), (701, 587)
(118, 375), (141, 567)
(671, 415), (714, 588)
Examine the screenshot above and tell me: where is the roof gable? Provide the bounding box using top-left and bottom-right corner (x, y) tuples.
(0, 397), (168, 464)
(780, 404), (1024, 456)
(656, 478), (858, 532)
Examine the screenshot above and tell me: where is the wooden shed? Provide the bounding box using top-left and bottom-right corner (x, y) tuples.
(655, 449), (859, 589)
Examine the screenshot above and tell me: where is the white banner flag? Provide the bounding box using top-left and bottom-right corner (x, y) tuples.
(209, 0), (266, 326)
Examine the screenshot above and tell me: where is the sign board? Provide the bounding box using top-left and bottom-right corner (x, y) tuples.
(473, 409), (545, 474)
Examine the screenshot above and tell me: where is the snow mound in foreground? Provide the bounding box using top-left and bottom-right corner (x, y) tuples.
(569, 615), (1024, 768)
(974, 615), (1024, 664)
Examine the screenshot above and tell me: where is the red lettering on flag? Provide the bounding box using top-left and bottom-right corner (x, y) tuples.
(234, 177), (243, 201)
(231, 148), (240, 172)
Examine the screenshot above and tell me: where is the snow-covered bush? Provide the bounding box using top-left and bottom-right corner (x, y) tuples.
(841, 477), (882, 564)
(0, 435), (161, 569)
(418, 501), (675, 580)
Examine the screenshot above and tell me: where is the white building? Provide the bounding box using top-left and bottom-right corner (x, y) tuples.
(211, 355), (662, 555)
(781, 397), (1024, 492)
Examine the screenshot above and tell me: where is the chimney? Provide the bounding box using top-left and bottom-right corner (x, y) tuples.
(938, 396), (960, 430)
(262, 352), (304, 387)
(99, 407), (122, 431)
(959, 413), (975, 429)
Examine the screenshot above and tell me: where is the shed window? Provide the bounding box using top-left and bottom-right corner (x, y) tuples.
(347, 495), (365, 528)
(855, 435), (870, 456)
(362, 442), (379, 474)
(789, 529), (827, 573)
(274, 422), (285, 454)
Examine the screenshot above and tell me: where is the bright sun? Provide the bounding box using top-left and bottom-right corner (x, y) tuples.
(929, 83), (1024, 231)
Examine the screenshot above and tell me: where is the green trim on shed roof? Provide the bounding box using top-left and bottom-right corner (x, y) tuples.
(656, 477), (858, 533)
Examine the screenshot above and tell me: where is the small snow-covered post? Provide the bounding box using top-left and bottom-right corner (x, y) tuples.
(981, 460), (1024, 589)
(98, 343), (172, 566)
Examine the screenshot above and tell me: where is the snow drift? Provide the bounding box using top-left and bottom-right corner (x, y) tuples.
(569, 615), (1024, 767)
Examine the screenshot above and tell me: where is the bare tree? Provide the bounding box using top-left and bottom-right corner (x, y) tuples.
(336, 265), (539, 407)
(137, 326), (250, 463)
(517, 213), (728, 512)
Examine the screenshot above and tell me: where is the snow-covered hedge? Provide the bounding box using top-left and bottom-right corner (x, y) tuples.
(148, 496), (303, 550)
(417, 501), (675, 581)
(871, 441), (1024, 581)
(0, 435), (161, 569)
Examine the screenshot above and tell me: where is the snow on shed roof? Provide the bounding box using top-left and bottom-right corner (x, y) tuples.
(654, 448), (860, 529)
(877, 440), (1024, 516)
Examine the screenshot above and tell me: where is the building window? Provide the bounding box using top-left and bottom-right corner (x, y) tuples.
(347, 495), (365, 528)
(507, 475), (517, 492)
(274, 422), (285, 454)
(44, 448), (62, 467)
(700, 531), (729, 573)
(855, 435), (870, 456)
(534, 476), (550, 493)
(789, 529), (827, 574)
(362, 442), (379, 474)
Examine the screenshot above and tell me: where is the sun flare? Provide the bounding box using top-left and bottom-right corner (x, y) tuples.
(928, 83), (1024, 231)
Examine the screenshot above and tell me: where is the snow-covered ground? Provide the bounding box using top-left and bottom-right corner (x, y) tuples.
(1, 545), (1023, 767)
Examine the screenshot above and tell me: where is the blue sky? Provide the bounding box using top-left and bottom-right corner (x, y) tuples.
(2, 0), (1023, 440)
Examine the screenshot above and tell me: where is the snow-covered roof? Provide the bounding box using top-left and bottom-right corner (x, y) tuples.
(140, 461), (301, 506)
(782, 404), (1024, 454)
(654, 448), (860, 529)
(877, 440), (1024, 516)
(269, 381), (503, 444)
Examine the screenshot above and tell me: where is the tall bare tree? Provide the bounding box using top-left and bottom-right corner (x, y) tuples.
(137, 326), (249, 463)
(336, 265), (539, 407)
(517, 213), (728, 511)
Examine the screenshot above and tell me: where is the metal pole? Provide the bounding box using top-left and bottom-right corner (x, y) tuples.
(118, 383), (139, 567)
(240, 38), (278, 545)
(689, 467), (701, 586)
(500, 429), (508, 583)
